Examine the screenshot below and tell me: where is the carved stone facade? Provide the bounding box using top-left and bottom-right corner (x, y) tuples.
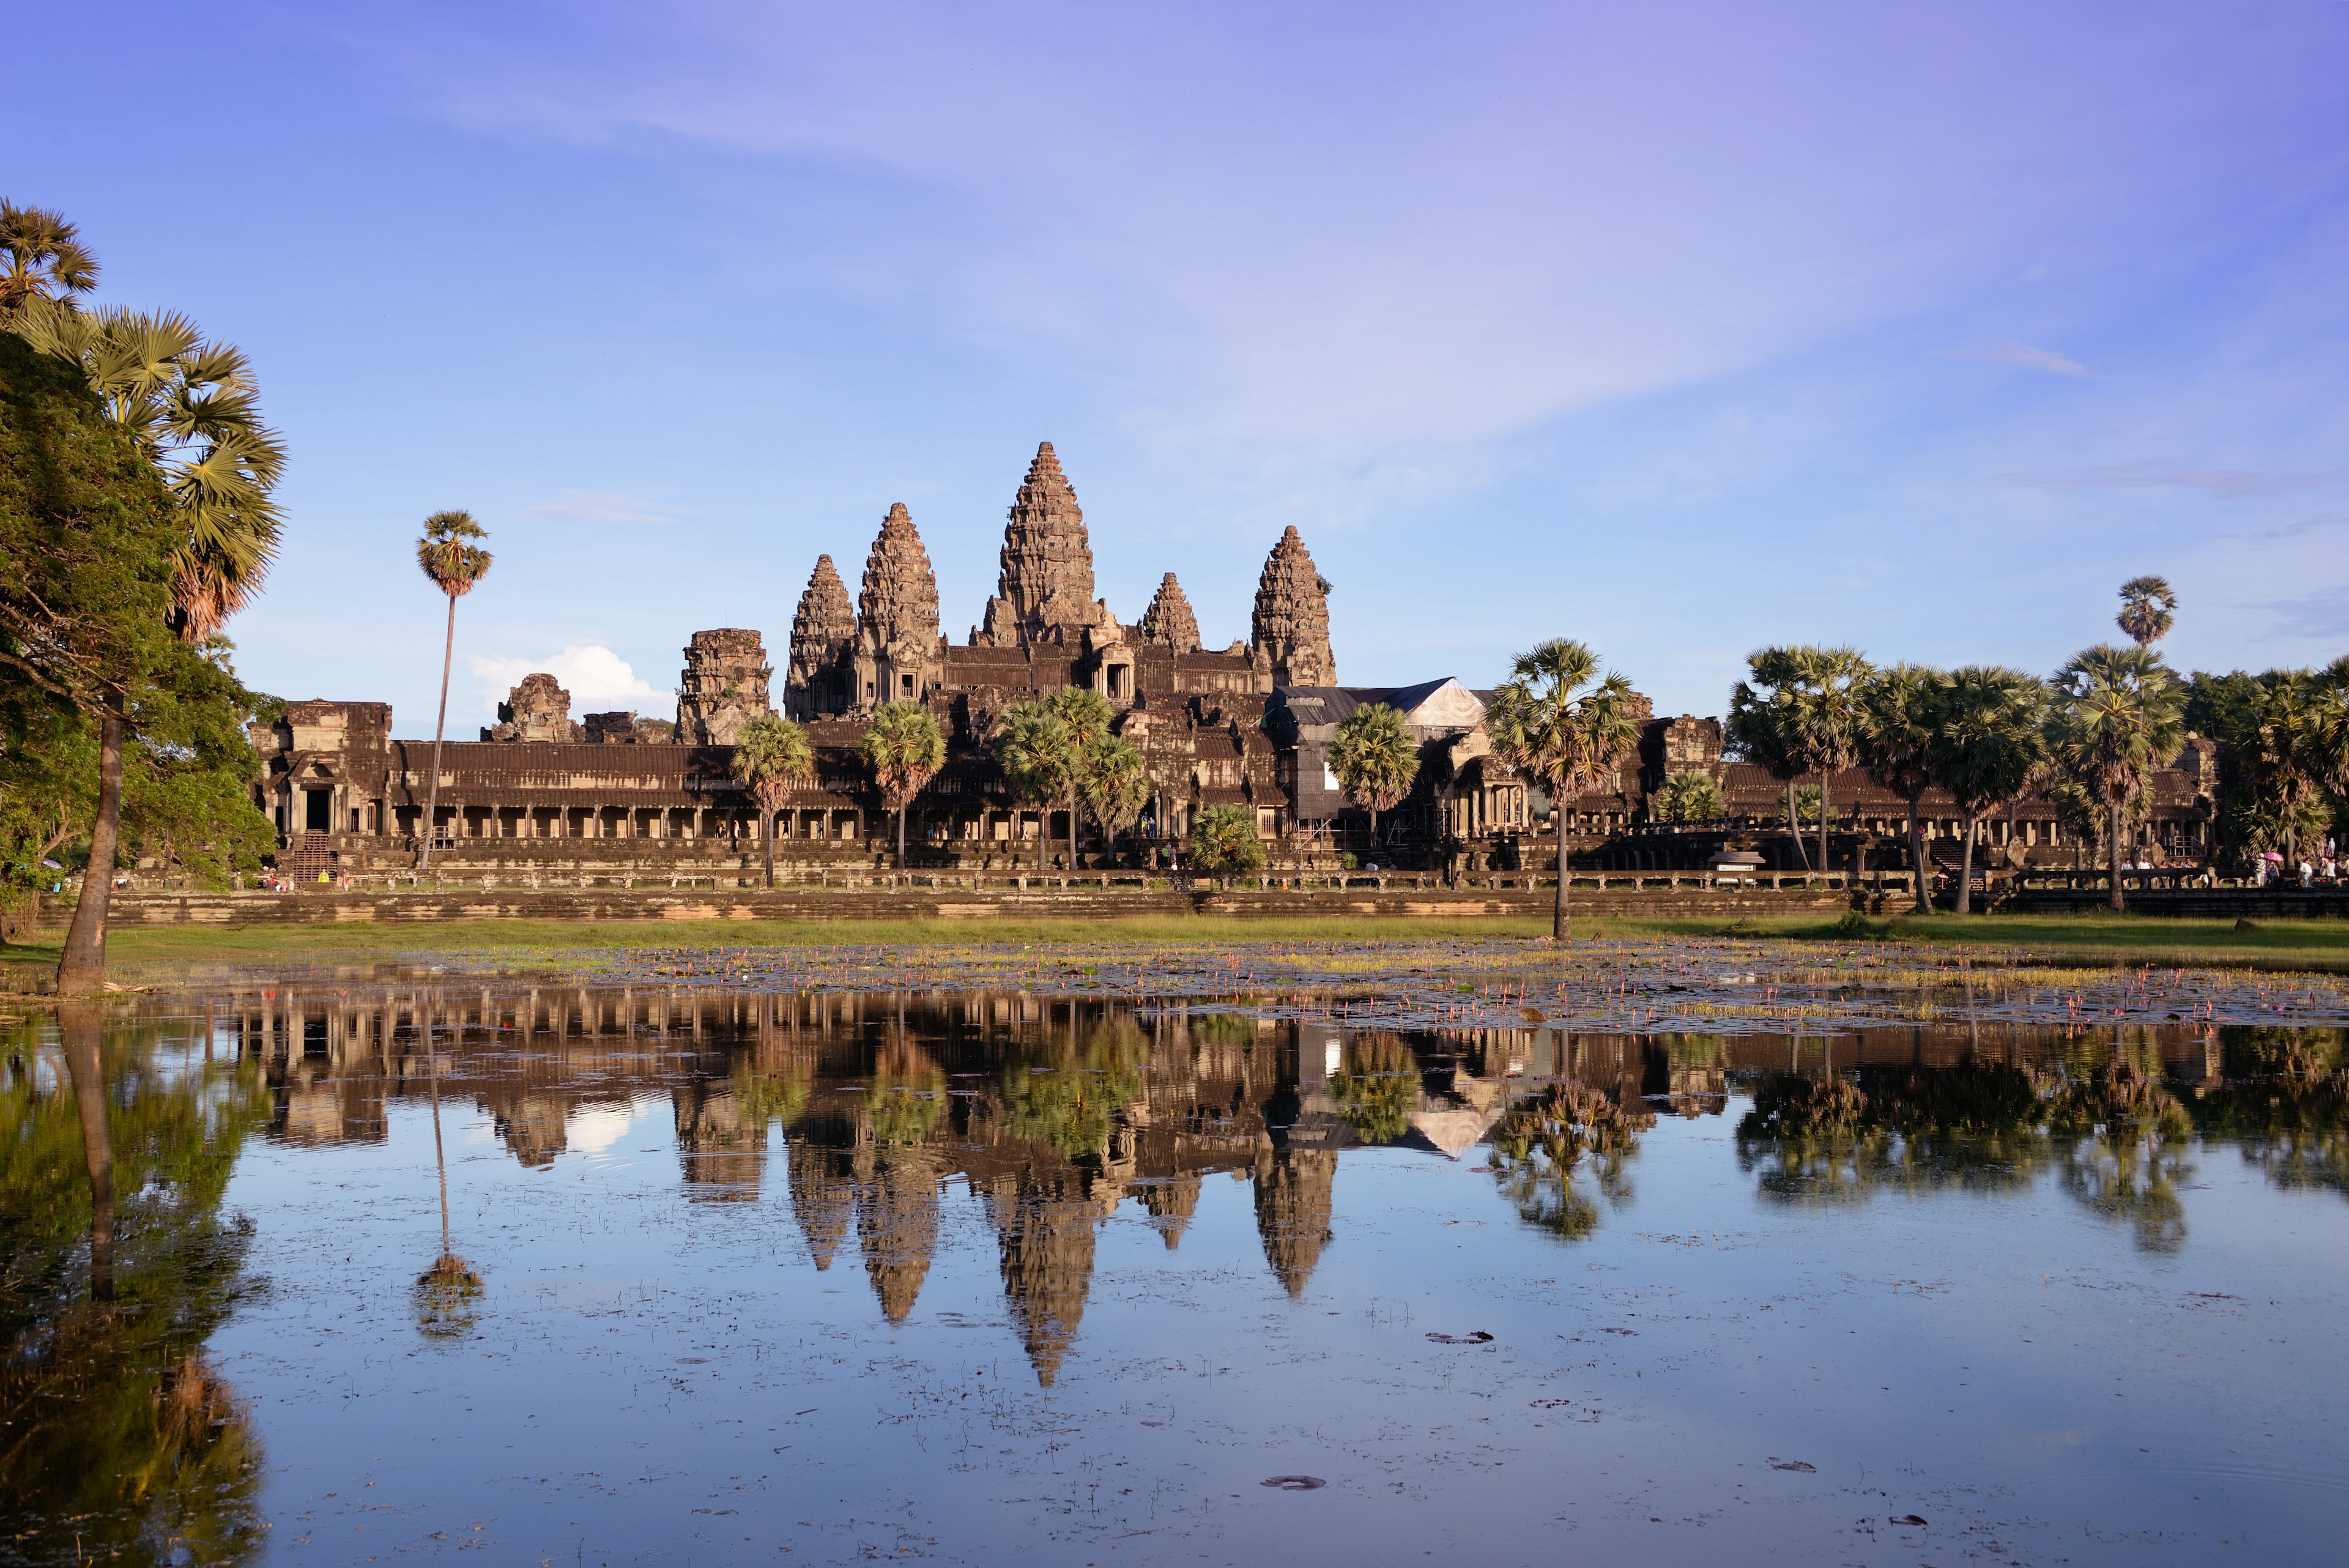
(1249, 526), (1336, 687)
(1138, 573), (1201, 653)
(481, 672), (580, 743)
(674, 629), (774, 745)
(977, 442), (1110, 648)
(848, 504), (943, 712)
(787, 554), (856, 721)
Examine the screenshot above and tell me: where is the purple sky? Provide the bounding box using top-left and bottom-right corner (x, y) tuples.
(15, 1), (2349, 726)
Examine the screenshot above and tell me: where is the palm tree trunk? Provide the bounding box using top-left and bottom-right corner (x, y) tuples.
(1906, 791), (1929, 914)
(418, 593), (457, 872)
(762, 808), (776, 890)
(61, 1000), (114, 1301)
(1817, 771), (1831, 884)
(2107, 784), (2126, 912)
(1554, 800), (1570, 942)
(1786, 780), (1810, 871)
(56, 689), (124, 996)
(1956, 815), (1977, 915)
(897, 803), (908, 870)
(1036, 806), (1047, 873)
(428, 1009), (451, 1252)
(1067, 786), (1080, 871)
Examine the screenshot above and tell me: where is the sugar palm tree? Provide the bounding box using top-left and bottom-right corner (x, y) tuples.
(2247, 672), (2323, 875)
(1858, 664), (1945, 913)
(0, 201), (98, 324)
(2116, 576), (2177, 648)
(2050, 644), (2185, 910)
(12, 300), (286, 641)
(1486, 638), (1642, 942)
(1329, 702), (1419, 849)
(861, 701), (945, 869)
(1044, 688), (1113, 869)
(732, 715), (815, 887)
(1928, 666), (2048, 914)
(1727, 657), (1811, 871)
(414, 513), (492, 871)
(1653, 770), (1727, 823)
(2304, 657), (2349, 825)
(995, 700), (1077, 872)
(1782, 645), (1876, 877)
(1080, 734), (1151, 860)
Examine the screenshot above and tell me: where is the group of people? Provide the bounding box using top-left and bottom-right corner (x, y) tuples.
(2253, 841), (2342, 887)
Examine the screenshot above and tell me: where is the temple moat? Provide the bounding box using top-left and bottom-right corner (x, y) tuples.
(6, 956), (2347, 1564)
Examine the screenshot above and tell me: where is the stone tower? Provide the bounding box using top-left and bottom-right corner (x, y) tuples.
(1249, 526), (1335, 687)
(978, 442), (1110, 647)
(482, 672), (580, 742)
(1138, 573), (1201, 653)
(674, 629), (774, 744)
(785, 554), (856, 721)
(852, 503), (942, 712)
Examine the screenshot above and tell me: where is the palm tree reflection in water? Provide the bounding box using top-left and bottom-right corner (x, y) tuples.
(415, 1009), (482, 1337)
(1488, 1079), (1656, 1239)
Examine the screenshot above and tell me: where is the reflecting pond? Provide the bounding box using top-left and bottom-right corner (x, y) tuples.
(6, 984), (2348, 1564)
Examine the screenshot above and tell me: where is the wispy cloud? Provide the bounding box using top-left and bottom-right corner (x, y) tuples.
(1946, 341), (2088, 376)
(1994, 462), (2349, 497)
(2219, 510), (2349, 543)
(520, 490), (679, 524)
(2252, 588), (2349, 641)
(468, 645), (669, 718)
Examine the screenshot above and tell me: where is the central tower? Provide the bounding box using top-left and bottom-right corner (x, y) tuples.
(977, 442), (1110, 647)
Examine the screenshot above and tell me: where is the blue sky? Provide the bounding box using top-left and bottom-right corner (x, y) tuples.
(14, 1), (2349, 730)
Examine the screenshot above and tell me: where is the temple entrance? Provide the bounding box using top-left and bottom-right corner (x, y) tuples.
(303, 788), (332, 832)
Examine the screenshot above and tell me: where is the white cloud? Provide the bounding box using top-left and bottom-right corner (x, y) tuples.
(469, 644), (669, 718)
(1952, 341), (2088, 376)
(520, 490), (678, 524)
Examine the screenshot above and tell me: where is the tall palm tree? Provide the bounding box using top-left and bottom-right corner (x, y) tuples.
(2304, 657), (2349, 830)
(0, 201), (98, 324)
(2116, 576), (2177, 648)
(1044, 687), (1113, 869)
(2050, 644), (2185, 910)
(1858, 664), (1945, 913)
(995, 700), (1076, 872)
(414, 513), (492, 872)
(1727, 654), (1812, 870)
(12, 300), (286, 641)
(1928, 666), (2048, 914)
(732, 715), (815, 888)
(861, 702), (945, 868)
(1783, 645), (1876, 877)
(1080, 734), (1151, 860)
(1329, 702), (1419, 849)
(1486, 638), (1642, 942)
(2248, 672), (2322, 874)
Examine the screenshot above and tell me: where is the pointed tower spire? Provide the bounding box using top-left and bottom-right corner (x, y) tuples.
(1138, 572), (1201, 653)
(979, 441), (1106, 647)
(852, 503), (941, 711)
(1249, 526), (1335, 686)
(785, 554), (855, 719)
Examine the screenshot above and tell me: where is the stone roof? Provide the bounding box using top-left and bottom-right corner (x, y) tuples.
(1138, 572), (1202, 653)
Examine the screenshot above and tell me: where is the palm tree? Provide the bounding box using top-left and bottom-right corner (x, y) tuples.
(1929, 666), (2048, 914)
(1329, 703), (1419, 849)
(1080, 734), (1151, 861)
(1044, 688), (1113, 869)
(861, 702), (945, 868)
(1858, 664), (1945, 913)
(415, 1003), (481, 1337)
(2050, 644), (2185, 910)
(1727, 656), (1812, 870)
(12, 300), (286, 641)
(2304, 657), (2349, 830)
(1783, 646), (1876, 877)
(2116, 576), (2177, 648)
(995, 700), (1077, 872)
(1653, 770), (1727, 823)
(1485, 638), (1642, 942)
(732, 715), (815, 887)
(414, 512), (492, 872)
(2247, 672), (2322, 875)
(0, 201), (98, 324)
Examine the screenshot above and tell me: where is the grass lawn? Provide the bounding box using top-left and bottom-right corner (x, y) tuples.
(3, 907), (2345, 976)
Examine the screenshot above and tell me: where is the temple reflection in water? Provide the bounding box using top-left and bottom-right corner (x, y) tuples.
(205, 982), (2265, 1384)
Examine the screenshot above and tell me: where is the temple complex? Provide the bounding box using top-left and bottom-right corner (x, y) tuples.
(250, 438), (2228, 888)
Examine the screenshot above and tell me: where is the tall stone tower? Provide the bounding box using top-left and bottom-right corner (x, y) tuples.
(1249, 526), (1335, 688)
(785, 554), (856, 720)
(978, 442), (1111, 647)
(852, 503), (942, 712)
(675, 630), (774, 744)
(1138, 573), (1201, 653)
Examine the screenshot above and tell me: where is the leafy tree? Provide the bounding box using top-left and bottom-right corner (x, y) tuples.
(2183, 668), (2264, 748)
(2243, 672), (2326, 872)
(994, 700), (1075, 872)
(1044, 687), (1113, 868)
(1328, 702), (1419, 845)
(1187, 802), (1264, 887)
(1928, 666), (2048, 913)
(1858, 663), (1945, 913)
(730, 714), (814, 888)
(1652, 770), (1726, 823)
(1726, 658), (1813, 870)
(2116, 574), (2177, 647)
(1486, 637), (1641, 941)
(861, 701), (944, 869)
(1080, 733), (1150, 856)
(413, 511), (491, 872)
(0, 199), (98, 325)
(1329, 1035), (1418, 1144)
(2050, 644), (2185, 909)
(12, 300), (286, 641)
